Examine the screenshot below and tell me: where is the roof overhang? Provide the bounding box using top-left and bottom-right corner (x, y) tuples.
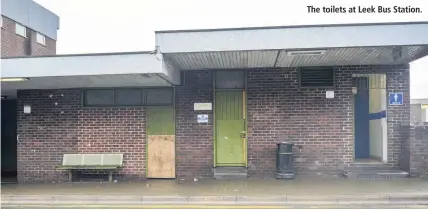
(2, 21), (428, 98)
(156, 22), (428, 70)
(1, 52), (180, 98)
(156, 22), (428, 53)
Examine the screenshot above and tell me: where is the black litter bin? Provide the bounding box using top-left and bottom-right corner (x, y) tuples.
(275, 142), (295, 179)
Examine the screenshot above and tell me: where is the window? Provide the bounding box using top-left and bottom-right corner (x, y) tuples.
(114, 89), (142, 106)
(425, 107), (428, 122)
(36, 32), (46, 45)
(15, 23), (26, 37)
(215, 70), (245, 89)
(299, 67), (335, 87)
(145, 88), (173, 105)
(83, 88), (173, 107)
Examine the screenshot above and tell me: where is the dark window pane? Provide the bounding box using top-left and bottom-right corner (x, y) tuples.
(146, 88), (173, 105)
(115, 89), (142, 106)
(85, 90), (114, 106)
(215, 70), (244, 89)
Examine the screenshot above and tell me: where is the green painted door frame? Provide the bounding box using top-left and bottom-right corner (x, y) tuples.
(213, 70), (248, 167)
(145, 87), (176, 177)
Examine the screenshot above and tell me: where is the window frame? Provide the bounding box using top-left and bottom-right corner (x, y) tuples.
(82, 87), (174, 108)
(36, 32), (46, 45)
(425, 107), (428, 122)
(298, 66), (336, 88)
(15, 23), (27, 38)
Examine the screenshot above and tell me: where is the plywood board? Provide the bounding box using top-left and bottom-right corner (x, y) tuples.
(147, 135), (175, 178)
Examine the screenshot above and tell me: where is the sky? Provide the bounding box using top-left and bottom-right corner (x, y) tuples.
(34, 0), (428, 99)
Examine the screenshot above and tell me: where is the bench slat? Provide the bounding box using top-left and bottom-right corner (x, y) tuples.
(61, 154), (123, 167)
(56, 165), (121, 170)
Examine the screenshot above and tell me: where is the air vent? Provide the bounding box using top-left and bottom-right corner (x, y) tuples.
(287, 50), (326, 56)
(300, 67), (334, 87)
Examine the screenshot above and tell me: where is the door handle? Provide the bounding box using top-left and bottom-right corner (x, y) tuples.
(240, 131), (246, 138)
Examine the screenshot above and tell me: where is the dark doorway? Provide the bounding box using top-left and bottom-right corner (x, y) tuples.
(1, 99), (18, 183)
(354, 77), (370, 158)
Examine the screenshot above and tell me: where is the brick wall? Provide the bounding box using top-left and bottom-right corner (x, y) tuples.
(175, 71), (214, 178)
(409, 122), (428, 177)
(17, 89), (146, 182)
(30, 28), (56, 56)
(16, 65), (410, 181)
(175, 65), (409, 178)
(1, 16), (26, 57)
(246, 65), (410, 176)
(17, 89), (80, 183)
(77, 108), (146, 180)
(1, 16), (56, 57)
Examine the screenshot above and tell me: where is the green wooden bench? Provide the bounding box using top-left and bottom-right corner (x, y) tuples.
(56, 153), (123, 182)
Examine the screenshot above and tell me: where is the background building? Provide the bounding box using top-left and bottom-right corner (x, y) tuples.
(1, 0), (59, 57)
(1, 0), (59, 183)
(411, 98), (428, 122)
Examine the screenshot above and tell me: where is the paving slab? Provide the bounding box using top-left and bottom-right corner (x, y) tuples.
(286, 195), (338, 204)
(337, 194), (390, 204)
(236, 195), (287, 204)
(389, 194), (428, 205)
(95, 195), (142, 204)
(2, 178), (428, 206)
(188, 195), (236, 204)
(140, 195), (188, 204)
(53, 195), (97, 204)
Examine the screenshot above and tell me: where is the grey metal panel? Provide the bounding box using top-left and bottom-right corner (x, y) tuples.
(1, 0), (59, 40)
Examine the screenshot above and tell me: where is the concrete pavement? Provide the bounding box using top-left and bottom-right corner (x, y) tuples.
(2, 177), (428, 207)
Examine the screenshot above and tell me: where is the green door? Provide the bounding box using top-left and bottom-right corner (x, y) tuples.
(146, 107), (176, 178)
(215, 91), (246, 166)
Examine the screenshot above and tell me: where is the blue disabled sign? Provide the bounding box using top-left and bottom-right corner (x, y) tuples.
(389, 92), (403, 105)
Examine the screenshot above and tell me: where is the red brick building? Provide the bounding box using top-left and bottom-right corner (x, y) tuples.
(2, 21), (428, 183)
(1, 0), (58, 58)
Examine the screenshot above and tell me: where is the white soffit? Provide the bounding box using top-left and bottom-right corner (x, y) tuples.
(156, 22), (428, 53)
(164, 46), (428, 70)
(163, 50), (278, 69)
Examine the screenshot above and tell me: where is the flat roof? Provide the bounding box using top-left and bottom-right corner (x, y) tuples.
(1, 50), (154, 59)
(155, 21), (428, 34)
(155, 21), (428, 53)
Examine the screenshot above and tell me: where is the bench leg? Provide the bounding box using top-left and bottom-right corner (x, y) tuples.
(68, 171), (72, 182)
(108, 171), (113, 182)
